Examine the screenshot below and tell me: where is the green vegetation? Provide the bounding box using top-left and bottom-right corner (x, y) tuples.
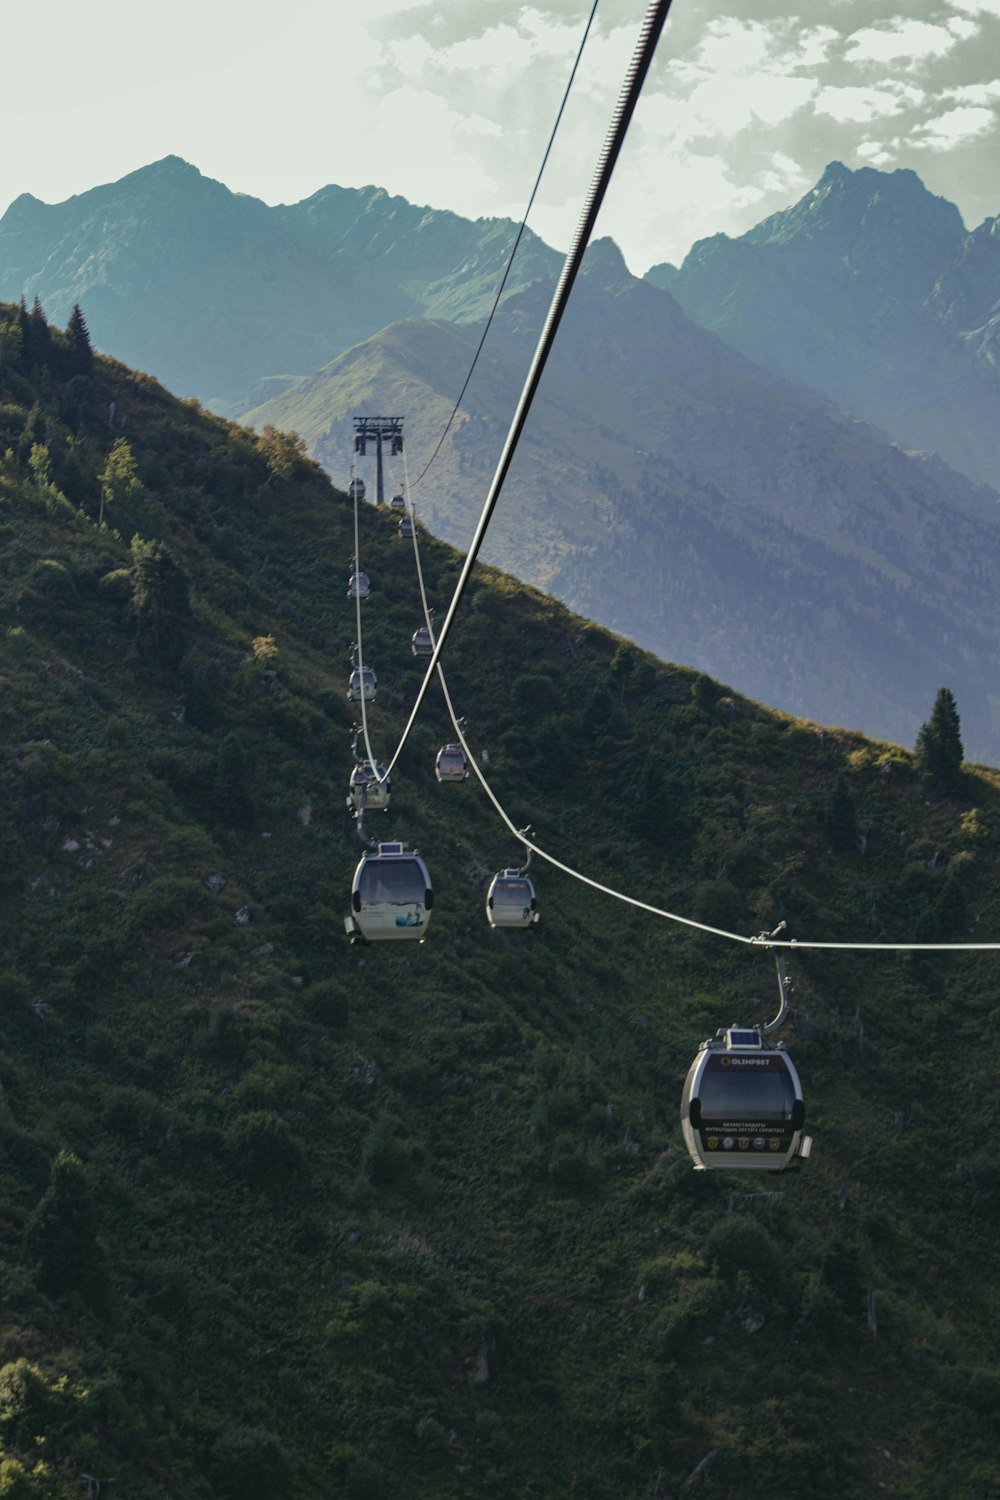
(915, 686), (965, 796)
(0, 299), (998, 1498)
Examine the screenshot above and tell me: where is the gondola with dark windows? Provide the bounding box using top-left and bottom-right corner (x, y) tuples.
(680, 945), (812, 1172)
(487, 840), (539, 929)
(349, 760), (390, 813)
(348, 665), (377, 703)
(348, 477), (366, 501)
(390, 493), (406, 510)
(345, 842), (432, 943)
(347, 568), (370, 601)
(435, 743), (468, 782)
(412, 625), (433, 658)
(399, 515), (415, 540)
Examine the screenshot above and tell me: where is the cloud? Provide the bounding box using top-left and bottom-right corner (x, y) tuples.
(942, 79), (1000, 102)
(912, 103), (997, 147)
(855, 141), (900, 166)
(594, 145), (811, 270)
(814, 82), (923, 122)
(844, 18), (964, 63)
(949, 0), (1000, 16)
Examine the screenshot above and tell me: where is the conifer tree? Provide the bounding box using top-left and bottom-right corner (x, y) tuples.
(24, 296), (52, 369)
(23, 1150), (107, 1307)
(0, 306), (23, 370)
(97, 436), (143, 525)
(65, 303), (93, 373)
(915, 687), (964, 793)
(824, 772), (857, 852)
(18, 401), (46, 462)
(213, 731), (256, 827)
(128, 535), (191, 668)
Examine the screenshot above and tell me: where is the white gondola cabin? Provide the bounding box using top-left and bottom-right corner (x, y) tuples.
(390, 493), (406, 510)
(348, 571), (370, 601)
(435, 744), (468, 782)
(486, 870), (539, 929)
(349, 760), (390, 813)
(412, 626), (433, 658)
(399, 515), (415, 540)
(349, 477), (366, 501)
(345, 842), (432, 943)
(347, 666), (377, 703)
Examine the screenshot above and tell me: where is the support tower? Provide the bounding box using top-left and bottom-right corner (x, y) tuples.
(353, 416), (404, 508)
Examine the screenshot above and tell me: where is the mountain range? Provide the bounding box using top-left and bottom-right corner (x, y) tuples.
(647, 161), (1000, 494)
(0, 156), (559, 413)
(3, 157), (999, 762)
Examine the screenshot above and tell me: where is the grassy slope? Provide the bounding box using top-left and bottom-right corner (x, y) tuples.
(0, 306), (999, 1499)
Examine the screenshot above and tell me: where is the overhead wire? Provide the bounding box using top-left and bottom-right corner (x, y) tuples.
(382, 0), (674, 784)
(408, 0), (601, 495)
(350, 466), (380, 782)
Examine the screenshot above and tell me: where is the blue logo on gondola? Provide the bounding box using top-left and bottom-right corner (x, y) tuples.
(395, 907), (425, 928)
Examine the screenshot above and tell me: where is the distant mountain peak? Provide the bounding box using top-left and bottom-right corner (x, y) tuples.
(812, 159), (949, 208)
(147, 154), (199, 174)
(678, 162), (967, 292)
(582, 236), (629, 280)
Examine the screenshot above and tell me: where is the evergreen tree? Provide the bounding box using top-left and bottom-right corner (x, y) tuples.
(255, 423), (307, 484)
(213, 731), (255, 827)
(65, 303), (93, 373)
(23, 1150), (107, 1307)
(128, 535), (191, 668)
(0, 306), (23, 370)
(28, 443), (53, 489)
(97, 436), (144, 525)
(24, 296), (53, 369)
(915, 687), (964, 793)
(18, 402), (45, 464)
(824, 772), (857, 852)
(15, 296), (29, 355)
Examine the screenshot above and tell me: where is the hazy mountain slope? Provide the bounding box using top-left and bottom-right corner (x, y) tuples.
(245, 245), (1000, 764)
(2, 300), (1000, 1500)
(648, 162), (1000, 491)
(276, 182), (561, 325)
(0, 159), (559, 412)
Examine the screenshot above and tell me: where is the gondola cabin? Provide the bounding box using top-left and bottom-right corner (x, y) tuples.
(486, 870), (539, 929)
(435, 744), (468, 782)
(349, 760), (390, 812)
(412, 626), (433, 658)
(348, 571), (370, 600)
(399, 516), (415, 540)
(390, 493), (406, 510)
(349, 478), (366, 501)
(345, 842), (432, 943)
(680, 1028), (810, 1172)
(348, 666), (377, 703)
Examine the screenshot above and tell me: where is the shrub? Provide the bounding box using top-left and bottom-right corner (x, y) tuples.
(303, 979), (350, 1028)
(704, 1218), (783, 1291)
(23, 1151), (107, 1307)
(211, 1424), (292, 1500)
(225, 1110), (305, 1184)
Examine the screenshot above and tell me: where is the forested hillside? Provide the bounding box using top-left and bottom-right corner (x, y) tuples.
(1, 300), (999, 1499)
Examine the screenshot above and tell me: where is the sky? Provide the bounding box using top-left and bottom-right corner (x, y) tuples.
(3, 0), (1000, 273)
